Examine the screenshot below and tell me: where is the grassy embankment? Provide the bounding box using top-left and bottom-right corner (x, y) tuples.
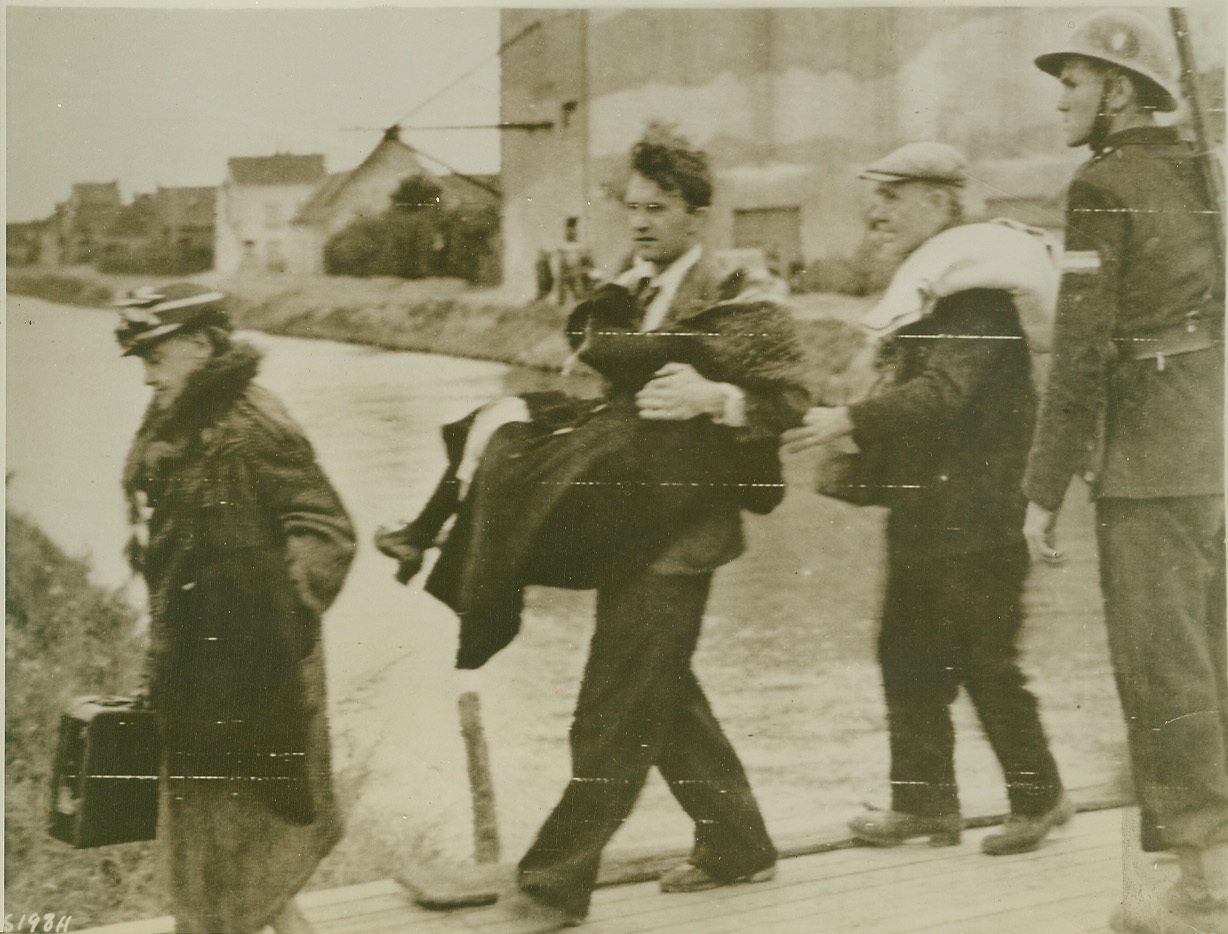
(6, 268), (868, 393)
(5, 508), (440, 927)
(5, 510), (160, 924)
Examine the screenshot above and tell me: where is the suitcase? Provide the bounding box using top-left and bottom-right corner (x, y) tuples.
(49, 695), (160, 848)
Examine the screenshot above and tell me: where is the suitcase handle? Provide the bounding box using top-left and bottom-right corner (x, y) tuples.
(80, 695), (140, 709)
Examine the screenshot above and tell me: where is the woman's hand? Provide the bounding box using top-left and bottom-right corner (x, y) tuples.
(781, 406), (853, 453)
(1024, 500), (1064, 566)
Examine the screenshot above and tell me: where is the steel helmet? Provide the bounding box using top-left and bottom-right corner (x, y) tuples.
(1035, 9), (1180, 112)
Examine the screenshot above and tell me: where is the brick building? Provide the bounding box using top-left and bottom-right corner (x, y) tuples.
(54, 181), (122, 265)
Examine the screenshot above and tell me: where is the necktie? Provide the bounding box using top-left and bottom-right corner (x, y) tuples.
(635, 276), (661, 318)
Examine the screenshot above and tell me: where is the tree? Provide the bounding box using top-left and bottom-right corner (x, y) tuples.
(324, 174), (499, 282)
(390, 176), (444, 213)
(443, 205), (500, 283)
(324, 217), (390, 277)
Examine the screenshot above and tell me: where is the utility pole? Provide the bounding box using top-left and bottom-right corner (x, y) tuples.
(579, 9), (591, 246)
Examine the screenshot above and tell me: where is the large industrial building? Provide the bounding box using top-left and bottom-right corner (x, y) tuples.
(498, 6), (1222, 296)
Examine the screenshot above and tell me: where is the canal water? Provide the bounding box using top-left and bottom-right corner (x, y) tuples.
(7, 294), (1124, 877)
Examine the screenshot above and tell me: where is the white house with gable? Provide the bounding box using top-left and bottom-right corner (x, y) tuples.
(215, 153), (326, 276)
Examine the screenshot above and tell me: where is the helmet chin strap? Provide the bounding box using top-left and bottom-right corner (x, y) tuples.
(1089, 77), (1116, 153)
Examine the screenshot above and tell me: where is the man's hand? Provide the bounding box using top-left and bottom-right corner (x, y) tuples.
(374, 525), (427, 585)
(637, 363), (727, 421)
(781, 406), (854, 453)
(1024, 500), (1064, 566)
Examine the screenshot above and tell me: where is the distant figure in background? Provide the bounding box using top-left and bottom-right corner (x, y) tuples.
(555, 217), (594, 306)
(784, 142), (1071, 857)
(1025, 12), (1227, 934)
(116, 283), (356, 934)
(535, 249), (555, 300)
(764, 244), (783, 278)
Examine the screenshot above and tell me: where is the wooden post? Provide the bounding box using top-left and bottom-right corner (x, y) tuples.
(458, 690), (500, 864)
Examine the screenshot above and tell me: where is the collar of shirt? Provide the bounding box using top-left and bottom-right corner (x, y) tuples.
(640, 244), (703, 333)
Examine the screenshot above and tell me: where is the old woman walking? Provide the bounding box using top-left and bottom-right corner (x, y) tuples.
(116, 283), (356, 934)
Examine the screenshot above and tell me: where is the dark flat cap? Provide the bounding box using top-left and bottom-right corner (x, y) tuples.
(859, 142), (968, 186)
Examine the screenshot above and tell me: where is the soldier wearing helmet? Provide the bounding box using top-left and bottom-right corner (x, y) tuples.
(1034, 8), (1180, 153)
(1024, 11), (1227, 934)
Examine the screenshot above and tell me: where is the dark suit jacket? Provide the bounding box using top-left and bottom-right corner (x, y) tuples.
(1024, 127), (1224, 511)
(573, 252), (810, 573)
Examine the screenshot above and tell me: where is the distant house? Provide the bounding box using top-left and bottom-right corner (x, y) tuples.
(290, 126), (500, 275)
(290, 127), (429, 275)
(101, 191), (158, 268)
(55, 181), (122, 265)
(154, 186), (216, 269)
(215, 153), (326, 275)
(6, 220), (48, 266)
(38, 215), (63, 266)
(96, 187), (216, 273)
(433, 171), (502, 214)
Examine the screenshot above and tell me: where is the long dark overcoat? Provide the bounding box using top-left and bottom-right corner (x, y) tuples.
(426, 259), (808, 669)
(123, 340), (356, 933)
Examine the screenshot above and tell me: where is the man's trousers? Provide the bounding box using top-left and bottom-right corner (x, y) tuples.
(1096, 496), (1228, 850)
(517, 570), (777, 918)
(879, 542), (1064, 819)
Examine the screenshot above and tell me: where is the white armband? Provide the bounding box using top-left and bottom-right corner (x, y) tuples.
(1060, 250), (1101, 275)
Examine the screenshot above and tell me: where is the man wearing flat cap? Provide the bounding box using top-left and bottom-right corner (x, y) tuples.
(784, 141), (1070, 856)
(1025, 11), (1227, 933)
(117, 283), (356, 934)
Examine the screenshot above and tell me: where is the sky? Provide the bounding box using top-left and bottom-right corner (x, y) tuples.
(5, 3), (502, 221)
(6, 1), (1224, 223)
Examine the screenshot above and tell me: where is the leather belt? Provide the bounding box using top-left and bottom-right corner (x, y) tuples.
(1116, 318), (1220, 363)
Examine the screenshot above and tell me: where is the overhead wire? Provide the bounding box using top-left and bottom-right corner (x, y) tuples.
(366, 12), (580, 196)
(393, 15), (559, 127)
(402, 141), (501, 199)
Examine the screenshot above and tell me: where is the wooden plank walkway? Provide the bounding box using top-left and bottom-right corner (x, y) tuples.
(82, 807), (1137, 934)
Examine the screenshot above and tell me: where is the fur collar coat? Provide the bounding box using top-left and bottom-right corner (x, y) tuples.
(124, 340), (355, 823)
